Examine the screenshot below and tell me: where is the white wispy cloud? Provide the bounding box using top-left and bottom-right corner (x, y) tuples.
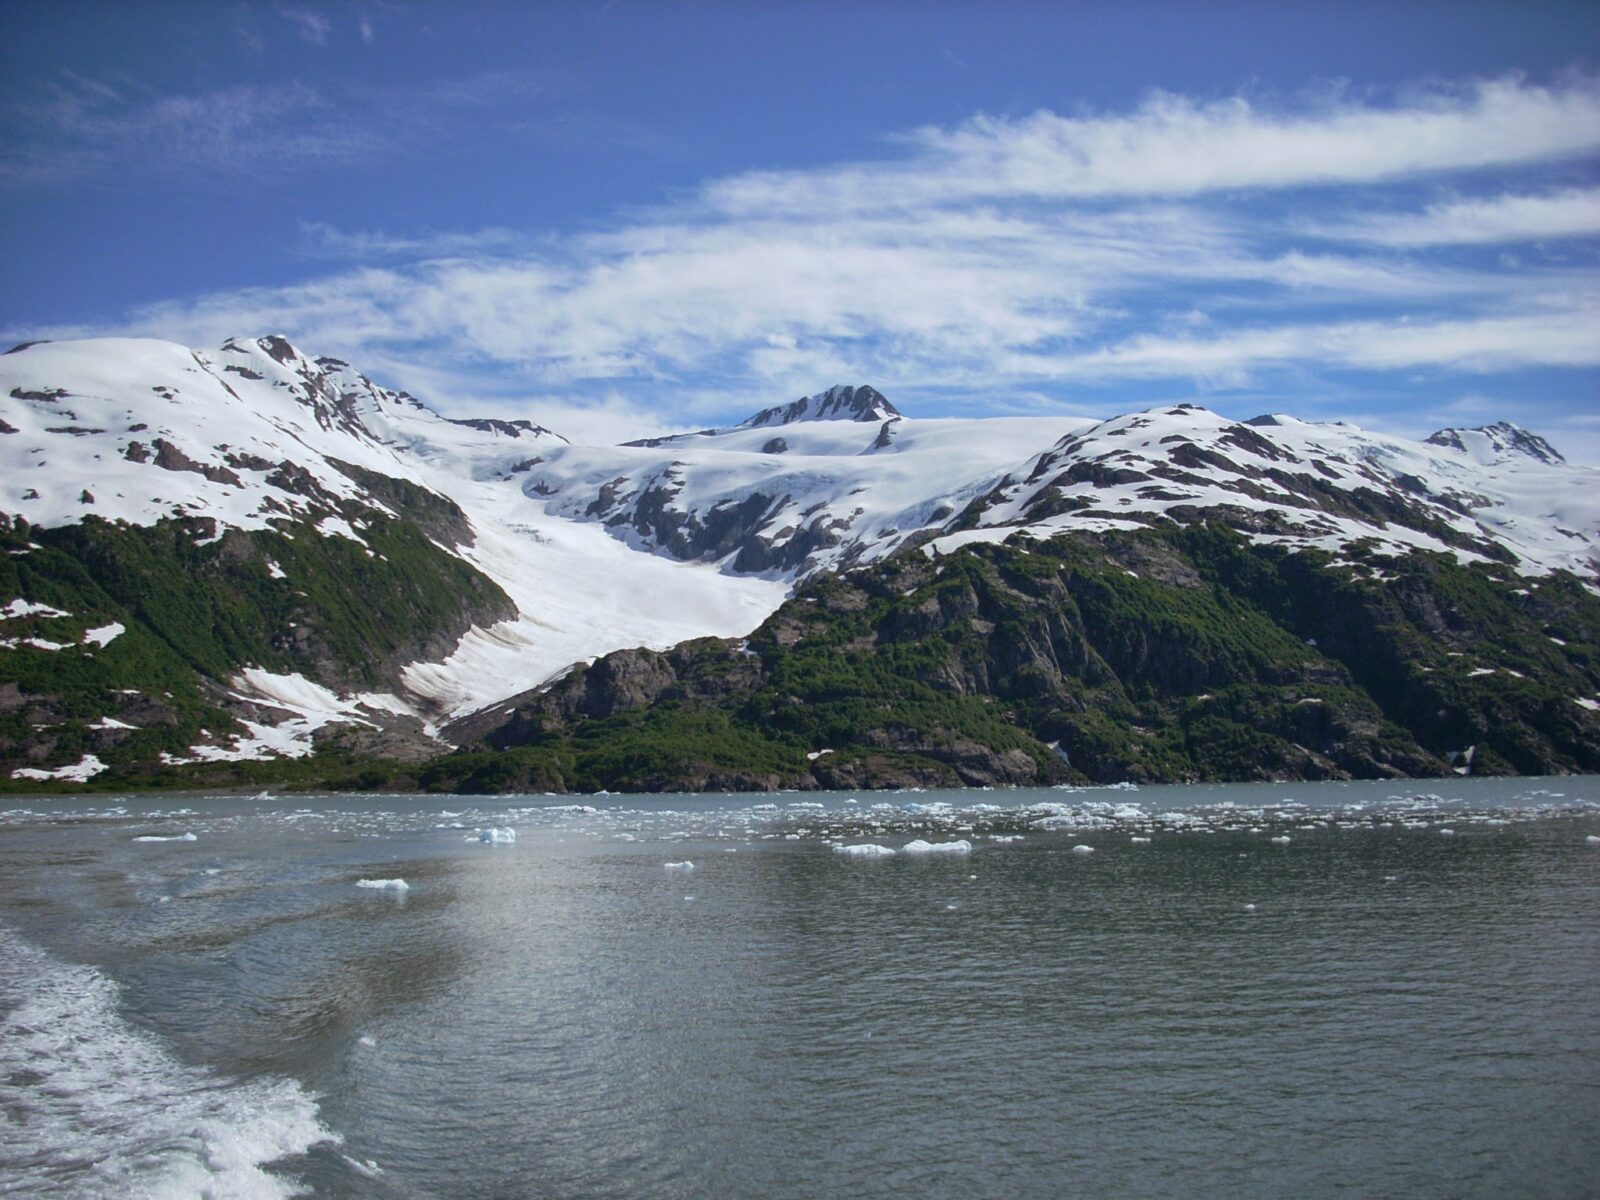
(280, 7), (332, 46)
(0, 68), (548, 186)
(704, 76), (1600, 214)
(1306, 186), (1600, 246)
(1040, 308), (1600, 385)
(297, 221), (537, 260)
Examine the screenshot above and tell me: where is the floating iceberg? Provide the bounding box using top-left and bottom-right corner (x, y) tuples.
(900, 839), (972, 855)
(132, 832), (197, 843)
(1071, 844), (1095, 855)
(664, 861), (695, 871)
(477, 827), (516, 844)
(356, 878), (409, 891)
(833, 843), (896, 859)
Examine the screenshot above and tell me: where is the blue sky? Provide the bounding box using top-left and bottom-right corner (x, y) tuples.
(2, 2), (1597, 454)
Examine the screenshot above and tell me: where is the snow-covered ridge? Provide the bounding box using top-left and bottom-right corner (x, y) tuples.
(532, 398), (1600, 585)
(4, 334), (1598, 770)
(1424, 421), (1565, 467)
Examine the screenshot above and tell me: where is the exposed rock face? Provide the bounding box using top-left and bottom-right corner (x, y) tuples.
(435, 525), (1597, 795)
(446, 416), (565, 441)
(741, 384), (901, 428)
(1426, 421), (1566, 465)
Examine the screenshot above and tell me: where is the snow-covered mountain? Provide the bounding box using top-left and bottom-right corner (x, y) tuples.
(0, 336), (786, 768)
(531, 399), (1600, 584)
(3, 333), (1597, 778)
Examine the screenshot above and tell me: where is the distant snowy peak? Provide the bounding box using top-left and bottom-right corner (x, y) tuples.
(1425, 421), (1566, 466)
(741, 384), (900, 428)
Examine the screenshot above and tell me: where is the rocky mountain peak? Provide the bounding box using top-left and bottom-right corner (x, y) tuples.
(741, 385), (900, 428)
(1425, 420), (1565, 465)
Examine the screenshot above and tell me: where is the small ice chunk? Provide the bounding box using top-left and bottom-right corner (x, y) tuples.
(1270, 835), (1292, 845)
(132, 832), (197, 842)
(1130, 836), (1151, 844)
(1243, 903), (1257, 912)
(1586, 835), (1600, 845)
(478, 826), (516, 843)
(900, 839), (972, 855)
(356, 878), (409, 891)
(664, 861), (695, 871)
(833, 843), (896, 859)
(1071, 843), (1095, 855)
(1439, 828), (1456, 836)
(358, 1035), (376, 1047)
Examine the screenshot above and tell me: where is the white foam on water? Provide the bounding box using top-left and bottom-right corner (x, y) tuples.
(341, 1153), (384, 1178)
(0, 926), (336, 1198)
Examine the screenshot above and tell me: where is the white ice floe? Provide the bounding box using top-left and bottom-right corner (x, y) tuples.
(477, 827), (516, 844)
(833, 843), (896, 858)
(132, 832), (197, 843)
(1270, 835), (1292, 845)
(1586, 835), (1600, 845)
(1071, 844), (1096, 855)
(356, 878), (409, 891)
(1130, 836), (1151, 844)
(900, 839), (973, 855)
(664, 861), (695, 871)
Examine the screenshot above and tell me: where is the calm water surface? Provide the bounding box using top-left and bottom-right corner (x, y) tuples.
(2, 777), (1598, 1198)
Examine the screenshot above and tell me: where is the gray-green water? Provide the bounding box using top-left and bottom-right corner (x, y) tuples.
(2, 777), (1598, 1198)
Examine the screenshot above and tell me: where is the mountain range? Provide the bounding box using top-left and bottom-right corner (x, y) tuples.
(3, 335), (1597, 791)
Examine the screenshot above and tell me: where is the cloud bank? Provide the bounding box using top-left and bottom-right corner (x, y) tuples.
(6, 73), (1598, 441)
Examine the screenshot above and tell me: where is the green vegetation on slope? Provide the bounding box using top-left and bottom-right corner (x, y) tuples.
(0, 498), (511, 790)
(425, 525), (1600, 794)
